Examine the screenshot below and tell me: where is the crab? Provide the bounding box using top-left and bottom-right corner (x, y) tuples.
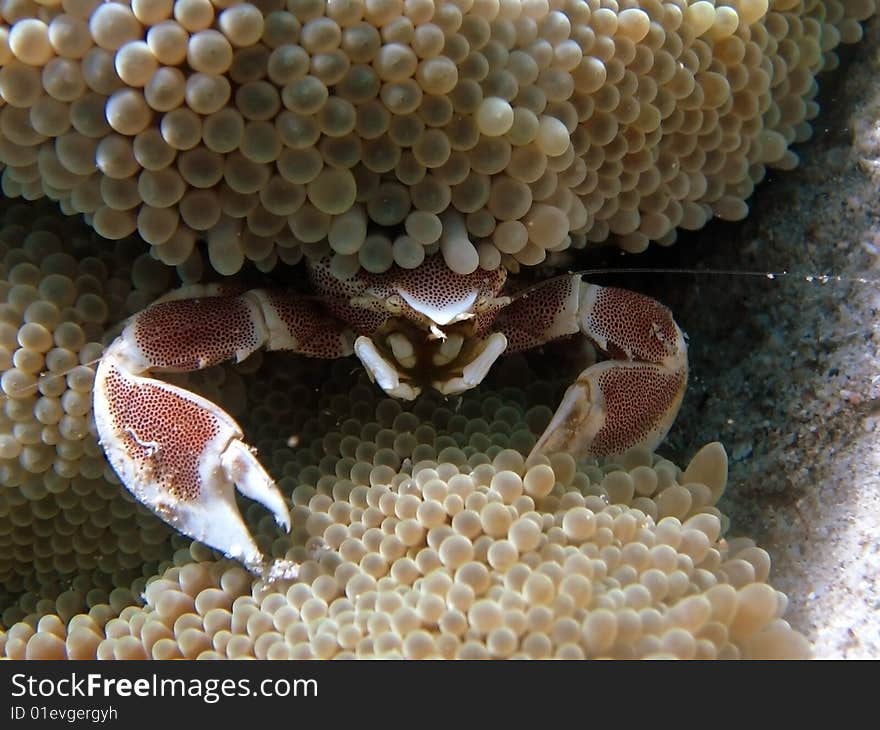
(93, 252), (688, 576)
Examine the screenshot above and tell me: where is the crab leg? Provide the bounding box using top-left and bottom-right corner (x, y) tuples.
(94, 286), (354, 574)
(496, 277), (687, 459)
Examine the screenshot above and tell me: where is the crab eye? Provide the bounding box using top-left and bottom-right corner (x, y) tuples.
(386, 295), (405, 314)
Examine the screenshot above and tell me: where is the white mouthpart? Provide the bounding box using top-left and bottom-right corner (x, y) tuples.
(435, 332), (508, 395)
(354, 336), (421, 400)
(398, 287), (479, 326)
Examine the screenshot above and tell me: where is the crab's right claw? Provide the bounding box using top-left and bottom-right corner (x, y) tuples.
(94, 344), (290, 574)
(530, 284), (688, 460)
(530, 359), (687, 459)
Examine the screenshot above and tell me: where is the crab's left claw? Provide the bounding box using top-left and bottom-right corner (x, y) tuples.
(94, 345), (290, 574)
(521, 283), (688, 460)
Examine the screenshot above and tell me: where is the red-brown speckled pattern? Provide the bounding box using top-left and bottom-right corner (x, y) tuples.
(390, 255), (507, 322)
(102, 364), (218, 501)
(133, 295), (260, 371)
(262, 291), (353, 358)
(306, 260), (390, 334)
(589, 365), (687, 456)
(495, 275), (579, 352)
(586, 287), (679, 363)
(307, 255), (507, 332)
(472, 306), (505, 338)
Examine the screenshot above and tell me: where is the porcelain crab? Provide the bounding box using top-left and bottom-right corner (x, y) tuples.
(93, 252), (687, 575)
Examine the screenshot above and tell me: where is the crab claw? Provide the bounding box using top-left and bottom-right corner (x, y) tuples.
(94, 346), (289, 573)
(530, 284), (688, 460)
(91, 285), (358, 574)
(530, 360), (687, 458)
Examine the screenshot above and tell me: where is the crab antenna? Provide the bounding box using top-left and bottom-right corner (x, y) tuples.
(504, 267), (879, 307)
(571, 267), (792, 279)
(569, 267), (878, 285)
